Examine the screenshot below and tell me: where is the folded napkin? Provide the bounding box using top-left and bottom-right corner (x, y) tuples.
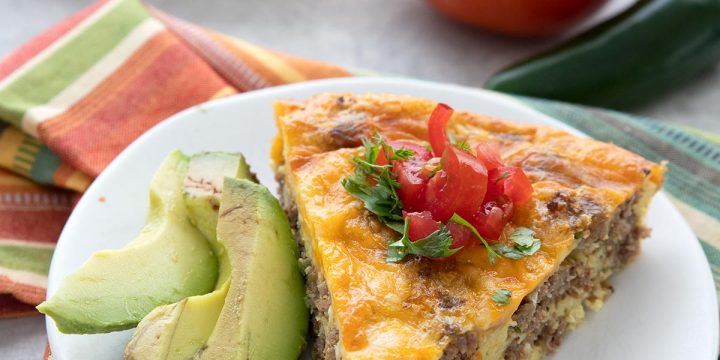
(1, 0), (718, 332)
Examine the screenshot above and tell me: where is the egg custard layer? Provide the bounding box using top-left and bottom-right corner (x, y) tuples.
(271, 94), (664, 360)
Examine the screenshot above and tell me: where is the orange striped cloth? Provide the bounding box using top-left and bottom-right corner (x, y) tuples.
(0, 169), (77, 318)
(0, 0), (349, 320)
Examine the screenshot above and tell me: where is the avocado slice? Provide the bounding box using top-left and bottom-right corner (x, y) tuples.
(125, 153), (255, 360)
(126, 177), (308, 359)
(124, 282), (229, 360)
(184, 152), (255, 286)
(199, 178), (308, 359)
(37, 151), (218, 334)
(184, 152), (255, 243)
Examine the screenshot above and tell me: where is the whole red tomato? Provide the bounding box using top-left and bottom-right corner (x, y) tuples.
(425, 0), (607, 37)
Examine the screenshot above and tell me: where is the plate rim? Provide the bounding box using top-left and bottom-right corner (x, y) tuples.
(46, 76), (719, 358)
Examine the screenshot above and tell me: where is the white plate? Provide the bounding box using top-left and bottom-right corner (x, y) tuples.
(46, 77), (718, 359)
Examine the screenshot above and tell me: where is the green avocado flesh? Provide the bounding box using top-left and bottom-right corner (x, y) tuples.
(200, 178), (308, 360)
(126, 178), (309, 360)
(184, 152), (254, 245)
(37, 151), (218, 334)
(183, 152), (254, 286)
(125, 152), (255, 360)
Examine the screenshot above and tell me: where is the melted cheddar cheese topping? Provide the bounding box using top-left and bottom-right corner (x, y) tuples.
(272, 94), (664, 359)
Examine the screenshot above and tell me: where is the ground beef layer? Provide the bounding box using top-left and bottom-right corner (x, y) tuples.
(502, 193), (644, 359)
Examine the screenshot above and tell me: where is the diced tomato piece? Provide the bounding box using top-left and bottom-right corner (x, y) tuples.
(446, 222), (476, 249)
(471, 200), (510, 242)
(394, 160), (429, 212)
(476, 143), (503, 171)
(486, 168), (506, 201)
(388, 141), (434, 211)
(448, 149), (489, 219)
(428, 103), (454, 157)
(494, 166), (533, 204)
(422, 167), (447, 215)
(477, 208), (505, 241)
(496, 195), (515, 221)
(376, 149), (389, 166)
(405, 211), (440, 241)
(504, 169), (533, 204)
(422, 147), (488, 221)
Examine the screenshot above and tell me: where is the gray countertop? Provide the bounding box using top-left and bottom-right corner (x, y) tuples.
(1, 0), (718, 358)
(2, 0), (719, 133)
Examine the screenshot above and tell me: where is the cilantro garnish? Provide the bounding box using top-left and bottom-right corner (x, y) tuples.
(492, 227), (541, 260)
(343, 134), (542, 265)
(455, 140), (471, 152)
(428, 163), (443, 179)
(574, 231), (584, 240)
(495, 170), (511, 183)
(341, 134), (414, 234)
(341, 172), (404, 232)
(448, 133), (471, 152)
(449, 213), (501, 264)
(344, 135), (458, 262)
(425, 158), (442, 179)
(387, 217), (460, 263)
(390, 146), (414, 161)
(492, 288), (512, 306)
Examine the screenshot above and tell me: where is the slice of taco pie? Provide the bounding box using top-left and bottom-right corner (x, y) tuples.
(272, 93), (664, 360)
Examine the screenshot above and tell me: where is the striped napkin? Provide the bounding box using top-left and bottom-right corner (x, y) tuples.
(1, 0), (718, 332)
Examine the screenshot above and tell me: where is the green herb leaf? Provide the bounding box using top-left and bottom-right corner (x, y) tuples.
(492, 288), (512, 306)
(495, 171), (511, 183)
(428, 163), (443, 179)
(406, 224), (457, 258)
(385, 221), (405, 234)
(342, 171), (403, 222)
(362, 137), (380, 164)
(386, 217), (460, 263)
(449, 213), (501, 264)
(455, 140), (471, 152)
(390, 147), (415, 161)
(448, 133), (471, 152)
(343, 134), (409, 232)
(492, 227), (541, 260)
(492, 244), (524, 260)
(574, 231), (584, 240)
(386, 220), (409, 263)
(509, 227), (535, 248)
